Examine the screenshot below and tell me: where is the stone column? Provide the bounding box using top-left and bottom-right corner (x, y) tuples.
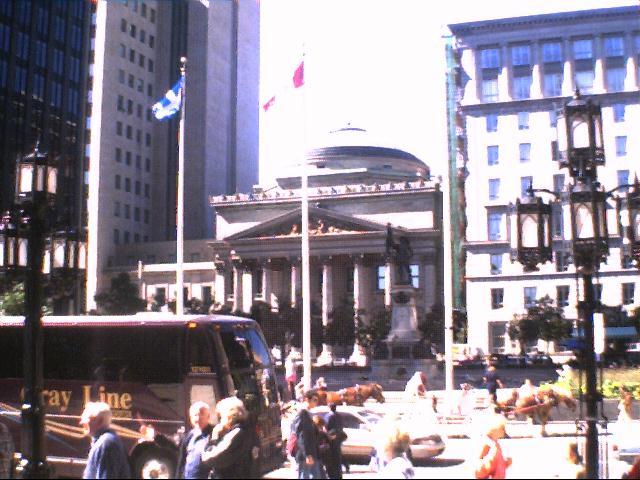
(593, 35), (605, 94)
(290, 257), (300, 307)
(214, 261), (226, 307)
(242, 264), (253, 314)
(422, 254), (437, 313)
(317, 257), (334, 366)
(624, 33), (637, 91)
(561, 40), (574, 95)
(232, 261), (243, 312)
(349, 255), (368, 366)
(498, 45), (510, 102)
(384, 259), (396, 307)
(530, 42), (542, 98)
(262, 260), (274, 310)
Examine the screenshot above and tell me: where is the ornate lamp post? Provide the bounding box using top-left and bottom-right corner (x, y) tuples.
(627, 178), (640, 266)
(514, 91), (618, 478)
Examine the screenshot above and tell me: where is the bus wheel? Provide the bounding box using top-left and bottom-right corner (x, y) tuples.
(132, 450), (175, 479)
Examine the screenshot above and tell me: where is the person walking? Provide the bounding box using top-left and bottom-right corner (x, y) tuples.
(201, 396), (259, 479)
(325, 403), (347, 479)
(285, 356), (298, 401)
(176, 401), (213, 479)
(473, 413), (512, 479)
(557, 441), (585, 479)
(291, 389), (325, 479)
(483, 365), (504, 404)
(80, 402), (131, 479)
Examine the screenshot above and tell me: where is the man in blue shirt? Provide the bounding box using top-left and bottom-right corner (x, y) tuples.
(80, 402), (131, 479)
(176, 401), (214, 479)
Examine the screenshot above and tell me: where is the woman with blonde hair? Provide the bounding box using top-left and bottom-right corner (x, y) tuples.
(473, 413), (512, 479)
(201, 397), (258, 479)
(372, 423), (415, 479)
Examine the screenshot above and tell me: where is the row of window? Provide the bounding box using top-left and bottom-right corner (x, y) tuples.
(115, 147), (151, 172)
(114, 201), (150, 223)
(121, 0), (155, 24)
(120, 18), (155, 49)
(115, 121), (152, 146)
(118, 43), (154, 73)
(486, 135), (627, 166)
(3, 65), (79, 114)
(487, 169), (632, 202)
(117, 68), (153, 98)
(485, 104), (627, 133)
(116, 94), (153, 122)
(114, 175), (151, 198)
(478, 35), (639, 70)
(481, 66), (631, 102)
(490, 283), (636, 310)
(113, 228), (149, 245)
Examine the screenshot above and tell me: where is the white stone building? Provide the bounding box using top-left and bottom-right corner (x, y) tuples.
(449, 6), (640, 354)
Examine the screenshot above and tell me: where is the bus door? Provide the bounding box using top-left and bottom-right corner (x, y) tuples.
(183, 324), (224, 421)
(217, 324), (283, 472)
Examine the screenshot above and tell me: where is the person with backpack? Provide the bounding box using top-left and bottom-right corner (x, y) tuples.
(290, 389), (325, 479)
(325, 403), (347, 479)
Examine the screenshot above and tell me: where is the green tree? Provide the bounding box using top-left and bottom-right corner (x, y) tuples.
(324, 297), (355, 348)
(94, 273), (146, 314)
(418, 303), (444, 346)
(508, 295), (572, 353)
(355, 307), (391, 351)
(0, 282), (53, 316)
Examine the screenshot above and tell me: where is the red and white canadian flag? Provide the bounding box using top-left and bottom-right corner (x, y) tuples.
(263, 60), (305, 112)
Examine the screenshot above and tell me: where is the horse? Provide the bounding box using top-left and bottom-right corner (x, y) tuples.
(342, 383), (385, 406)
(513, 385), (577, 436)
(315, 389), (345, 406)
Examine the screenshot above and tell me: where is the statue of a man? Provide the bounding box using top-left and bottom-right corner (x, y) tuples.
(385, 223), (413, 285)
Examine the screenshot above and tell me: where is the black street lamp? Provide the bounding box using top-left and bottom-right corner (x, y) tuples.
(513, 90), (635, 479)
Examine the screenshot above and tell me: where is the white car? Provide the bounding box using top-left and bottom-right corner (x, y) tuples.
(310, 406), (446, 463)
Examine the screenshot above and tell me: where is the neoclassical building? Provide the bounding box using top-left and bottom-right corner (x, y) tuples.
(208, 132), (444, 362)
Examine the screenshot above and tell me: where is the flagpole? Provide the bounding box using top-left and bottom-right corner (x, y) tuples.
(176, 57), (187, 316)
(300, 54), (312, 392)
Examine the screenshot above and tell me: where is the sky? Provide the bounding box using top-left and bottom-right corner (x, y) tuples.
(258, 0), (636, 184)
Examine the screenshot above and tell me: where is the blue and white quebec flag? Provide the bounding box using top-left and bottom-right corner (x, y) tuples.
(152, 76), (184, 120)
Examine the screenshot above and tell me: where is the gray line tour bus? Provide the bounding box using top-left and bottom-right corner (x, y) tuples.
(0, 314), (285, 478)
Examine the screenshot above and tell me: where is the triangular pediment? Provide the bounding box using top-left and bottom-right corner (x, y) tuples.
(226, 206), (387, 241)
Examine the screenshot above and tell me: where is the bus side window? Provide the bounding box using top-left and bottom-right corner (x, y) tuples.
(187, 327), (215, 374)
(219, 331), (252, 370)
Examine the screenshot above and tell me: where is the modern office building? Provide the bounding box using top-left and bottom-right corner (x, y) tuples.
(449, 6), (640, 354)
(85, 0), (259, 311)
(0, 0), (92, 311)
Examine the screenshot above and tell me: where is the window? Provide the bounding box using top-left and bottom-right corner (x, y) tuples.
(136, 129), (141, 143)
(130, 24), (137, 38)
(524, 287), (537, 308)
(617, 170), (629, 191)
(135, 181), (141, 195)
(125, 178), (131, 192)
(49, 81), (62, 106)
(126, 125), (132, 139)
(116, 148), (122, 163)
(479, 48), (500, 69)
(607, 68), (625, 92)
(616, 136), (627, 156)
(551, 141), (560, 161)
(67, 89), (79, 114)
(490, 254), (502, 275)
(125, 151), (131, 165)
(114, 201), (120, 217)
(127, 99), (133, 115)
(36, 7), (48, 34)
(134, 207), (140, 222)
(410, 265), (419, 288)
(511, 45), (530, 66)
(120, 43), (126, 58)
(623, 283), (635, 305)
(519, 143), (531, 162)
(543, 72), (563, 97)
(0, 60), (5, 87)
(114, 229), (120, 245)
(140, 29), (145, 43)
(521, 176), (533, 198)
(149, 35), (154, 48)
(622, 255), (633, 269)
(147, 84), (153, 97)
(604, 36), (624, 57)
(575, 70), (594, 94)
(482, 78), (499, 102)
(549, 110), (557, 127)
(53, 16), (65, 41)
(517, 112), (529, 130)
(486, 114), (498, 132)
(137, 78), (144, 92)
(52, 48), (64, 75)
(137, 104), (142, 118)
(16, 32), (29, 60)
(134, 234), (140, 243)
(117, 95), (124, 111)
(123, 231), (130, 244)
(552, 203), (564, 238)
(487, 145), (499, 166)
(124, 204), (130, 219)
(491, 288), (504, 309)
(488, 179), (500, 200)
(141, 3), (147, 17)
(145, 158), (151, 172)
(0, 24), (10, 51)
(129, 48), (135, 62)
(148, 59), (154, 73)
(542, 41), (562, 62)
(144, 184), (150, 198)
(32, 74), (44, 100)
(69, 57), (80, 82)
(129, 74), (135, 88)
(144, 209), (149, 224)
(150, 8), (156, 23)
(488, 213), (503, 241)
(116, 121), (123, 136)
(145, 133), (151, 147)
(555, 251), (571, 272)
(115, 175), (121, 189)
(613, 104), (625, 122)
(376, 265), (385, 291)
(557, 286), (569, 308)
(553, 174), (565, 194)
(513, 75), (531, 100)
(593, 284), (603, 302)
(573, 39), (593, 60)
(139, 53), (145, 68)
(135, 155), (141, 169)
(120, 18), (127, 32)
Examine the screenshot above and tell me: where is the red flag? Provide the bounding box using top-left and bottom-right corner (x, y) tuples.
(292, 61), (304, 88)
(262, 95), (276, 112)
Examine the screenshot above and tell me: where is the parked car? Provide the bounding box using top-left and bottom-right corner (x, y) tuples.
(310, 406), (446, 464)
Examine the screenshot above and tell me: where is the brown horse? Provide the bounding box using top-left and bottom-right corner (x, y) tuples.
(341, 383), (385, 406)
(315, 389), (344, 406)
(513, 386), (577, 436)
